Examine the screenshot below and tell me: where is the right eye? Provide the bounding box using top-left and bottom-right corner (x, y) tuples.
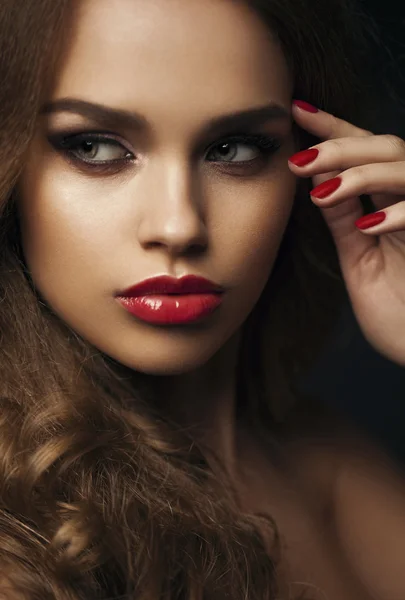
(49, 132), (134, 168)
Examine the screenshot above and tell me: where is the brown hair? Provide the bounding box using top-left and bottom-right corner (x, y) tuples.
(0, 0), (388, 598)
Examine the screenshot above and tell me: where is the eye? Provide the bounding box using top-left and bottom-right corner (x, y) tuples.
(49, 132), (133, 167)
(206, 134), (281, 163)
(73, 139), (130, 162)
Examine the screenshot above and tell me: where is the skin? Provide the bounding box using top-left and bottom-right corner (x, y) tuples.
(14, 0), (405, 597)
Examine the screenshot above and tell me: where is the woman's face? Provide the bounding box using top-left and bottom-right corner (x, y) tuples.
(17, 0), (296, 375)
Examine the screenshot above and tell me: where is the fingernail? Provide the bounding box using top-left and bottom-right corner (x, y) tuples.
(289, 148), (319, 167)
(355, 211), (386, 230)
(292, 99), (319, 113)
(310, 177), (342, 199)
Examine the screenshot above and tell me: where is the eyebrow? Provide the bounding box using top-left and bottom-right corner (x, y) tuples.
(40, 98), (291, 136)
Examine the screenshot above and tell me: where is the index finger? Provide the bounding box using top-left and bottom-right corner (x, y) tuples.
(292, 99), (373, 140)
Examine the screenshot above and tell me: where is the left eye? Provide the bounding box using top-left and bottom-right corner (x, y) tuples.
(208, 142), (259, 162)
(206, 135), (281, 163)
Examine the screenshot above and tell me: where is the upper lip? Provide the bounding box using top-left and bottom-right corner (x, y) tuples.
(117, 275), (224, 297)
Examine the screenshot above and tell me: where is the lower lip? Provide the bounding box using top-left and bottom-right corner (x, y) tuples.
(116, 293), (223, 325)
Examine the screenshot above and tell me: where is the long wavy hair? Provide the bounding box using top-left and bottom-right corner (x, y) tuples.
(0, 0), (389, 598)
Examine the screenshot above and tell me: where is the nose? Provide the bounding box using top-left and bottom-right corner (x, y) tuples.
(136, 159), (208, 256)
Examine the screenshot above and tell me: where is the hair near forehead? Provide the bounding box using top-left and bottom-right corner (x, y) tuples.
(0, 1), (385, 599)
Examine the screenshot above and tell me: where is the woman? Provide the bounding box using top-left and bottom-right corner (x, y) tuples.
(1, 0), (405, 598)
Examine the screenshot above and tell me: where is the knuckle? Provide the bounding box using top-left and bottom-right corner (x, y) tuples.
(357, 127), (373, 137)
(328, 139), (344, 154)
(353, 164), (371, 188)
(384, 134), (405, 155)
(328, 115), (341, 138)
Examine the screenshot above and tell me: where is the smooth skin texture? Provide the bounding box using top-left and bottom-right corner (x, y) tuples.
(14, 0), (405, 599)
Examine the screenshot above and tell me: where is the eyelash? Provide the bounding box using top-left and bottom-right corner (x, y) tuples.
(48, 131), (282, 174)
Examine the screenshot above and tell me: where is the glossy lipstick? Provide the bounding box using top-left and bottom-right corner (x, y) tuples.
(115, 275), (224, 325)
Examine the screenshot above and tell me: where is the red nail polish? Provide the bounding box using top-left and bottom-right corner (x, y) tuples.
(310, 177), (341, 199)
(293, 99), (319, 113)
(289, 148), (319, 167)
(355, 211), (386, 230)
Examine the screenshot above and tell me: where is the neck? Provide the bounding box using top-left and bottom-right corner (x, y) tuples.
(148, 332), (241, 479)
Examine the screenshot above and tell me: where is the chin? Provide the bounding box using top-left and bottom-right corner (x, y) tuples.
(106, 346), (219, 376)
(83, 321), (238, 377)
(120, 358), (210, 376)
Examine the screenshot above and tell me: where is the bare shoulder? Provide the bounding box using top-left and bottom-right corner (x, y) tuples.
(279, 398), (364, 509)
(332, 433), (405, 600)
(283, 401), (405, 599)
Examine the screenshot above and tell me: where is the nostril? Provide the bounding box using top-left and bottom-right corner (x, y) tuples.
(187, 242), (207, 256)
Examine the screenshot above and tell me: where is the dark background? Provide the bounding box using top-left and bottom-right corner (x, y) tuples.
(302, 0), (405, 463)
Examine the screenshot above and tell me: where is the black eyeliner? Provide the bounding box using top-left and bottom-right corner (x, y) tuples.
(47, 129), (282, 174)
(208, 133), (282, 154)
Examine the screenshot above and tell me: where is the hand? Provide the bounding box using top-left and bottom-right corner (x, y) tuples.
(288, 99), (405, 367)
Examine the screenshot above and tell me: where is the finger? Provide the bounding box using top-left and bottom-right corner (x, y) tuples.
(311, 169), (341, 192)
(309, 162), (405, 208)
(288, 134), (405, 175)
(319, 195), (376, 273)
(292, 100), (373, 140)
(308, 161), (405, 273)
(354, 201), (405, 234)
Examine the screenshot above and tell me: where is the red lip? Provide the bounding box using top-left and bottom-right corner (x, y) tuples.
(116, 275), (224, 325)
(118, 275), (224, 297)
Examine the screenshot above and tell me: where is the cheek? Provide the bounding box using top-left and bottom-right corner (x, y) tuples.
(17, 159), (118, 294)
(17, 133), (121, 264)
(212, 172), (296, 291)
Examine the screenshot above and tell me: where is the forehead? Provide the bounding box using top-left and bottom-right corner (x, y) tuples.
(51, 0), (292, 120)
